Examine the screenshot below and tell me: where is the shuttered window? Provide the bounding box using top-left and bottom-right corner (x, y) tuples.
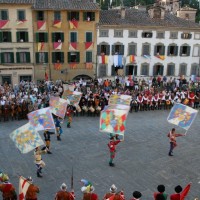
(54, 11), (61, 20)
(97, 45), (110, 55)
(141, 64), (149, 76)
(180, 45), (190, 56)
(52, 52), (64, 63)
(16, 31), (28, 42)
(52, 32), (64, 42)
(67, 11), (79, 21)
(37, 11), (44, 20)
(193, 45), (200, 57)
(70, 32), (77, 42)
(154, 45), (165, 55)
(167, 64), (175, 76)
(68, 52), (80, 63)
(167, 45), (178, 56)
(112, 45), (124, 55)
(191, 64), (198, 75)
(86, 51), (92, 62)
(16, 52), (30, 63)
(35, 52), (48, 64)
(36, 32), (48, 43)
(179, 64), (187, 75)
(142, 44), (150, 55)
(1, 52), (14, 63)
(128, 44), (137, 55)
(17, 10), (25, 20)
(0, 10), (8, 20)
(0, 32), (12, 42)
(86, 32), (92, 42)
(83, 12), (95, 21)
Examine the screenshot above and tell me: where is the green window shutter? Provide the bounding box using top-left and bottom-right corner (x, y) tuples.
(52, 33), (55, 42)
(16, 32), (20, 42)
(8, 32), (12, 42)
(77, 52), (80, 62)
(68, 52), (70, 63)
(61, 33), (64, 42)
(106, 45), (110, 55)
(36, 33), (39, 42)
(52, 52), (55, 63)
(16, 52), (20, 63)
(83, 12), (87, 21)
(86, 52), (89, 62)
(44, 33), (48, 42)
(112, 45), (115, 55)
(36, 52), (39, 63)
(180, 46), (183, 56)
(91, 12), (95, 21)
(0, 32), (3, 43)
(10, 52), (14, 63)
(1, 10), (8, 20)
(61, 52), (64, 63)
(86, 32), (92, 42)
(67, 12), (71, 20)
(25, 32), (28, 42)
(175, 46), (178, 56)
(187, 46), (191, 56)
(1, 53), (4, 63)
(45, 52), (48, 63)
(97, 45), (101, 55)
(26, 52), (30, 63)
(76, 12), (79, 20)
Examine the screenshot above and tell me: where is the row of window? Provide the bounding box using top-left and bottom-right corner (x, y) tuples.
(98, 64), (199, 77)
(0, 10), (95, 21)
(0, 31), (93, 43)
(98, 44), (200, 57)
(100, 30), (198, 39)
(0, 52), (93, 64)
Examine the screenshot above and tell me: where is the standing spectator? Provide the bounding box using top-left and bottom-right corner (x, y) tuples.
(131, 191), (142, 200)
(154, 185), (168, 200)
(170, 185), (182, 200)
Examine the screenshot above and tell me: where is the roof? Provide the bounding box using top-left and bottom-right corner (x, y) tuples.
(178, 6), (197, 11)
(99, 9), (200, 29)
(0, 0), (34, 4)
(33, 0), (100, 10)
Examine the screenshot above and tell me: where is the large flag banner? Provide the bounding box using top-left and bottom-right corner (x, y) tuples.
(69, 20), (78, 29)
(98, 55), (108, 64)
(100, 107), (128, 135)
(49, 96), (68, 119)
(167, 103), (198, 130)
(109, 94), (132, 106)
(37, 20), (46, 30)
(53, 42), (62, 50)
(69, 42), (77, 51)
(106, 104), (130, 111)
(0, 20), (9, 29)
(10, 123), (44, 154)
(62, 90), (82, 106)
(113, 55), (123, 67)
(53, 20), (61, 28)
(28, 108), (55, 131)
(19, 176), (30, 200)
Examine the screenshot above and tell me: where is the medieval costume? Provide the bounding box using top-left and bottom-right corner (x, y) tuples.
(25, 177), (40, 200)
(55, 183), (75, 200)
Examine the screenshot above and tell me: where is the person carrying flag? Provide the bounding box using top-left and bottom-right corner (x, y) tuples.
(108, 134), (123, 167)
(25, 177), (40, 200)
(168, 128), (185, 156)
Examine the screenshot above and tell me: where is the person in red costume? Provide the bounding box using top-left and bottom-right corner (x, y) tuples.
(108, 134), (123, 167)
(103, 184), (124, 200)
(170, 185), (182, 200)
(81, 185), (98, 200)
(130, 191), (142, 200)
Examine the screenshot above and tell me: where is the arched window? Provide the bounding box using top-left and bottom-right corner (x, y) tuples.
(141, 63), (149, 76)
(167, 63), (175, 76)
(97, 42), (110, 56)
(154, 43), (165, 56)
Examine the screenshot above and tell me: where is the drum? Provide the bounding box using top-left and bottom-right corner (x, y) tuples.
(82, 106), (88, 112)
(96, 106), (101, 111)
(89, 106), (95, 112)
(166, 100), (171, 105)
(76, 105), (81, 112)
(183, 98), (189, 105)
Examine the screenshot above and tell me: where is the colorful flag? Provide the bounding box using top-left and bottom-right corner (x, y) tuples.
(10, 123), (44, 154)
(37, 20), (46, 30)
(49, 96), (68, 119)
(53, 20), (61, 28)
(98, 55), (108, 64)
(16, 20), (26, 25)
(129, 55), (135, 63)
(167, 103), (198, 130)
(62, 90), (82, 106)
(69, 42), (77, 51)
(69, 20), (78, 29)
(54, 63), (61, 70)
(85, 63), (93, 69)
(37, 42), (44, 51)
(156, 55), (165, 60)
(0, 20), (9, 29)
(19, 176), (30, 200)
(28, 108), (55, 131)
(85, 42), (93, 50)
(53, 42), (62, 50)
(180, 183), (191, 200)
(109, 94), (132, 106)
(69, 63), (77, 69)
(99, 107), (128, 135)
(143, 55), (151, 59)
(113, 55), (123, 67)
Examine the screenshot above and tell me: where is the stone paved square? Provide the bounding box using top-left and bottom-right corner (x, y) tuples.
(0, 110), (200, 199)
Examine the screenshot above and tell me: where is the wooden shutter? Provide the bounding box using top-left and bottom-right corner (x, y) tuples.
(111, 65), (115, 76)
(180, 46), (183, 56)
(60, 52), (64, 63)
(52, 33), (55, 42)
(99, 64), (107, 77)
(161, 46), (165, 55)
(67, 12), (71, 20)
(112, 45), (115, 55)
(35, 52), (39, 63)
(83, 12), (87, 21)
(154, 45), (157, 55)
(44, 52), (48, 63)
(86, 52), (92, 62)
(8, 32), (11, 42)
(97, 45), (101, 55)
(44, 33), (48, 42)
(25, 32), (28, 42)
(167, 46), (170, 56)
(61, 33), (64, 42)
(174, 46), (178, 56)
(186, 46), (191, 56)
(16, 52), (20, 63)
(129, 44), (136, 55)
(2, 10), (8, 20)
(77, 52), (80, 62)
(36, 33), (39, 42)
(143, 44), (149, 55)
(106, 45), (110, 55)
(10, 52), (14, 63)
(120, 45), (124, 55)
(91, 12), (95, 21)
(16, 32), (20, 42)
(86, 32), (92, 42)
(142, 32), (144, 38)
(76, 12), (79, 20)
(0, 32), (2, 43)
(26, 52), (30, 63)
(52, 52), (55, 63)
(68, 52), (71, 63)
(1, 53), (4, 63)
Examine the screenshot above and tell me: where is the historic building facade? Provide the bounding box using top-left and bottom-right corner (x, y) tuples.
(32, 0), (99, 82)
(97, 5), (200, 79)
(0, 0), (34, 85)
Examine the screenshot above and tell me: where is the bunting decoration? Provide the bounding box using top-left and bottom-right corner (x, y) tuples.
(129, 55), (135, 63)
(0, 20), (9, 29)
(98, 55), (108, 64)
(53, 42), (62, 50)
(113, 55), (122, 67)
(155, 55), (165, 60)
(167, 103), (198, 130)
(19, 176), (31, 200)
(10, 123), (44, 154)
(54, 63), (61, 70)
(69, 42), (77, 51)
(69, 20), (78, 29)
(85, 42), (93, 50)
(49, 96), (68, 119)
(53, 20), (61, 28)
(109, 94), (132, 106)
(69, 63), (77, 69)
(28, 108), (55, 131)
(16, 20), (26, 25)
(85, 63), (93, 69)
(37, 20), (46, 30)
(62, 90), (82, 106)
(37, 42), (44, 51)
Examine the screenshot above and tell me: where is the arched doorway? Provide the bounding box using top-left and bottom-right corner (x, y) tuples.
(153, 64), (164, 76)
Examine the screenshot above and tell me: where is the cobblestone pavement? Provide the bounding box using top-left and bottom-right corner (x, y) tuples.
(0, 110), (200, 199)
